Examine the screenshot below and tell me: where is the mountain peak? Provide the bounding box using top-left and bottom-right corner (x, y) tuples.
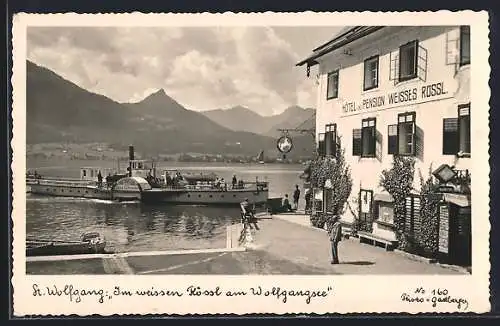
(144, 88), (167, 99)
(138, 88), (183, 107)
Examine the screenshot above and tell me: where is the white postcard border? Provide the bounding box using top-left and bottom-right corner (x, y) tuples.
(11, 11), (491, 315)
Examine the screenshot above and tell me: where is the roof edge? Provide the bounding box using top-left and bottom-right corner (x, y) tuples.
(296, 26), (385, 67)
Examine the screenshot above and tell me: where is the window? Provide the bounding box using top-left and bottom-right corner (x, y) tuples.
(377, 202), (395, 225)
(325, 123), (337, 157)
(363, 55), (379, 90)
(387, 124), (398, 154)
(359, 189), (374, 232)
(352, 129), (362, 156)
(326, 70), (339, 99)
(83, 170), (86, 177)
(318, 132), (326, 156)
(353, 119), (376, 157)
(361, 118), (376, 157)
(460, 26), (470, 66)
(443, 104), (470, 156)
(397, 112), (416, 155)
(399, 40), (418, 82)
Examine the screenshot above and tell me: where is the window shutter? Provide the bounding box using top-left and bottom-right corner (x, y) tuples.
(387, 124), (398, 154)
(405, 196), (413, 234)
(325, 131), (334, 157)
(318, 133), (326, 156)
(445, 31), (460, 65)
(352, 129), (362, 156)
(325, 124), (337, 157)
(417, 44), (428, 82)
(443, 118), (459, 155)
(413, 197), (422, 245)
(411, 121), (417, 156)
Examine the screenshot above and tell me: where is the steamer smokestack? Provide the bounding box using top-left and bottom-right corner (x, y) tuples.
(129, 145), (135, 161)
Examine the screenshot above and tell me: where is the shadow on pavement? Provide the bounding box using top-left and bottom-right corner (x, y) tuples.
(340, 261), (375, 266)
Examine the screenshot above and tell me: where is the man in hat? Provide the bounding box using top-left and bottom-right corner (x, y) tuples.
(328, 216), (343, 264)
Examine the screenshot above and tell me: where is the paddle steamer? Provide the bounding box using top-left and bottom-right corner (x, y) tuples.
(27, 146), (269, 205)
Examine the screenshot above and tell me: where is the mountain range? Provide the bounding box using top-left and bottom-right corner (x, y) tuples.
(201, 105), (315, 137)
(26, 60), (316, 158)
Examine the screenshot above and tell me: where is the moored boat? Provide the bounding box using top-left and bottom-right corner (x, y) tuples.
(26, 232), (107, 256)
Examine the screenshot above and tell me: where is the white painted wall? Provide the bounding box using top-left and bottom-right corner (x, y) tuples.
(313, 26), (471, 225)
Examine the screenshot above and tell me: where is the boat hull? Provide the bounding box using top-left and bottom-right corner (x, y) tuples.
(142, 188), (269, 205)
(28, 182), (113, 200)
(27, 180), (268, 205)
(26, 242), (107, 256)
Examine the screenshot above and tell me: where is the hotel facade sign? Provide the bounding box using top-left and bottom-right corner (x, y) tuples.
(341, 81), (452, 116)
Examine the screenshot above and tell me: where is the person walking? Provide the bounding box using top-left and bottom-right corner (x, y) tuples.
(328, 216), (343, 264)
(293, 185), (301, 211)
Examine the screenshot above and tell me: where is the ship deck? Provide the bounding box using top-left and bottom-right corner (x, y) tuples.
(146, 187), (266, 193)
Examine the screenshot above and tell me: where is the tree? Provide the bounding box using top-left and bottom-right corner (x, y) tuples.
(379, 155), (416, 250)
(309, 148), (352, 229)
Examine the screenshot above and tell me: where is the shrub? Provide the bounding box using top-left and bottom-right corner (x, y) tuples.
(418, 167), (441, 258)
(379, 156), (416, 251)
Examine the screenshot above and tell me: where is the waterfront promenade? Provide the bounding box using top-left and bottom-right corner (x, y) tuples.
(26, 214), (468, 275)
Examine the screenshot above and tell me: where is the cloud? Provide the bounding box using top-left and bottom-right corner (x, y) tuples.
(27, 26), (335, 115)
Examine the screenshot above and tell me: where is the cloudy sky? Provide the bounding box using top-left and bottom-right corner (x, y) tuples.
(27, 26), (342, 116)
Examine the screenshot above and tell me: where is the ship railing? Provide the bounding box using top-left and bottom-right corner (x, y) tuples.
(27, 178), (100, 188)
(155, 181), (268, 191)
(230, 181), (269, 191)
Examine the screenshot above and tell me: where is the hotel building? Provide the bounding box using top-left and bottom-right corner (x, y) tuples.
(297, 26), (471, 263)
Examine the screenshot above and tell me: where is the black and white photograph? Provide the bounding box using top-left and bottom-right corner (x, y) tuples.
(11, 11), (490, 315)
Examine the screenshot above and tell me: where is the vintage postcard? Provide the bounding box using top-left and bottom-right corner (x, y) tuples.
(11, 11), (490, 315)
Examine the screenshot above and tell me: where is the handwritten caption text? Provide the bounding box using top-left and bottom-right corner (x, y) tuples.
(32, 284), (334, 305)
(400, 287), (469, 311)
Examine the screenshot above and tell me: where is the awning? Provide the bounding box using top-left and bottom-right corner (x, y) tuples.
(443, 193), (471, 207)
(373, 192), (394, 203)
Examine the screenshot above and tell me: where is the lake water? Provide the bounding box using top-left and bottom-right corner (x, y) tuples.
(26, 160), (306, 252)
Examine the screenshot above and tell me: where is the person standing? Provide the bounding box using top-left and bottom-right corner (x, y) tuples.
(232, 175), (237, 189)
(293, 185), (301, 211)
(304, 188), (312, 213)
(97, 170), (103, 188)
(328, 216), (342, 264)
